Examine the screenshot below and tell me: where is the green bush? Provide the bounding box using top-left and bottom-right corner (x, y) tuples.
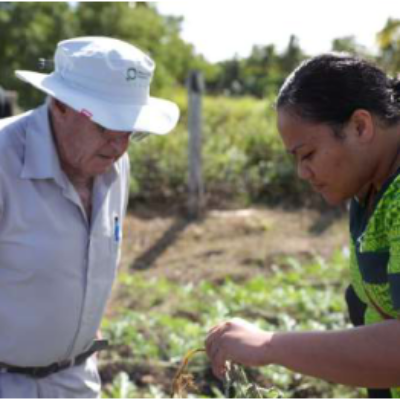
(128, 93), (315, 208)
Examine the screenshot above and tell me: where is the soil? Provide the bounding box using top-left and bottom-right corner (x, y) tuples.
(116, 205), (348, 287)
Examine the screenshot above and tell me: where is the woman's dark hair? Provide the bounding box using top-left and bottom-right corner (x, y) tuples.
(276, 53), (400, 128)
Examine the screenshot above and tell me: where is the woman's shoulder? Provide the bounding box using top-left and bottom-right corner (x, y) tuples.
(376, 173), (400, 231)
(383, 172), (400, 201)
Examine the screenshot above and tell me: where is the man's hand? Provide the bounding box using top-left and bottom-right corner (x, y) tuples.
(205, 318), (275, 379)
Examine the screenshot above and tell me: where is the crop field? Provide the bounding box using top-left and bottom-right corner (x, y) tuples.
(98, 206), (364, 398)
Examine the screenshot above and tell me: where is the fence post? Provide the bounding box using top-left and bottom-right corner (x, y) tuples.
(0, 88), (18, 118)
(187, 70), (204, 219)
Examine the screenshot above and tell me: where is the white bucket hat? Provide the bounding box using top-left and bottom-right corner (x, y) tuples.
(15, 36), (180, 134)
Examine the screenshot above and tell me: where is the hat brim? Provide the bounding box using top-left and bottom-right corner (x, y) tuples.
(15, 70), (180, 134)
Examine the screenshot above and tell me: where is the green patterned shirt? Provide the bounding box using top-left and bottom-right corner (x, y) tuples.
(349, 170), (400, 397)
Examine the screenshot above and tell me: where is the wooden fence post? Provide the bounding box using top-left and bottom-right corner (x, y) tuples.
(0, 89), (18, 118)
(6, 91), (18, 115)
(187, 70), (204, 219)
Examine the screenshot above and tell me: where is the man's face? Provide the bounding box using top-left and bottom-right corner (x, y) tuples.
(50, 101), (132, 178)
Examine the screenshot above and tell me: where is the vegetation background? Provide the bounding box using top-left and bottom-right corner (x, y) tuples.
(1, 2), (400, 397)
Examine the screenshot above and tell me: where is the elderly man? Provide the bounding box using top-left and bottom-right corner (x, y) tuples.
(0, 37), (179, 397)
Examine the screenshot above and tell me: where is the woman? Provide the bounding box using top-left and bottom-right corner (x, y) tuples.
(205, 53), (400, 398)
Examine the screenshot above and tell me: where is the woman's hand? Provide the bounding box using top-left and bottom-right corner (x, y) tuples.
(205, 318), (275, 379)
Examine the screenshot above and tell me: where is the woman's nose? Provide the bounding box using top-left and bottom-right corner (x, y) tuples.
(297, 161), (313, 181)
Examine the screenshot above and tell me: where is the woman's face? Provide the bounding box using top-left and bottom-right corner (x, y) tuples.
(277, 109), (372, 205)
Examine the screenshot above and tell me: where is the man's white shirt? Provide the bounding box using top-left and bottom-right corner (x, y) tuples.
(0, 105), (130, 366)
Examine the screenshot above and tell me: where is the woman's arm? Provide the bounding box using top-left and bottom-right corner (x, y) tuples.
(205, 318), (400, 388)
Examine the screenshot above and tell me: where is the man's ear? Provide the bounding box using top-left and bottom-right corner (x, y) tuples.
(348, 109), (375, 144)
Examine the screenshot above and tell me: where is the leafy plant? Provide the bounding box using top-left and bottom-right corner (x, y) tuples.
(104, 372), (138, 398)
(100, 250), (363, 398)
(224, 363), (285, 399)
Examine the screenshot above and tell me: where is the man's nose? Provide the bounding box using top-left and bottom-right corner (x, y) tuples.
(108, 135), (130, 153)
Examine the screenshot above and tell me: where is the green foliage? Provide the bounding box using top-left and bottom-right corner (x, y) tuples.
(128, 94), (312, 207)
(208, 36), (306, 99)
(100, 249), (364, 398)
(103, 371), (167, 399)
(376, 18), (400, 75)
(0, 2), (214, 109)
(105, 372), (138, 399)
(224, 363), (285, 398)
(331, 36), (369, 56)
(0, 2), (77, 108)
(74, 2), (214, 94)
(1, 3), (400, 112)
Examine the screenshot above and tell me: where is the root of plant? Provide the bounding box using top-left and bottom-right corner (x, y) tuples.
(171, 348), (205, 398)
(171, 348), (282, 398)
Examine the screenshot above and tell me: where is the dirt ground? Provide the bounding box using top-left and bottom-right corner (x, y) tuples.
(117, 205), (348, 286)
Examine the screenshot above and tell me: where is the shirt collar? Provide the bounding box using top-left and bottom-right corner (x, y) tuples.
(20, 104), (65, 183)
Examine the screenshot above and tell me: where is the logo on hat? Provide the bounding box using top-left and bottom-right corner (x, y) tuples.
(80, 109), (93, 118)
(126, 68), (137, 81)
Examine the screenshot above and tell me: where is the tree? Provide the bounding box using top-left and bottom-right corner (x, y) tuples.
(376, 18), (400, 75)
(207, 36), (307, 98)
(331, 36), (367, 55)
(210, 57), (244, 96)
(0, 2), (216, 109)
(74, 2), (215, 94)
(278, 35), (305, 76)
(0, 2), (77, 109)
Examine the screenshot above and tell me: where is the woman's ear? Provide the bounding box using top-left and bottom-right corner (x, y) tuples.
(349, 109), (375, 144)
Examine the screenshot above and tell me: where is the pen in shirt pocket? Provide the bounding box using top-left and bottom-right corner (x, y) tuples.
(114, 214), (121, 243)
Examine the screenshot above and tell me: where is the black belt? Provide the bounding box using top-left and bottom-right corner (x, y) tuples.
(0, 339), (108, 379)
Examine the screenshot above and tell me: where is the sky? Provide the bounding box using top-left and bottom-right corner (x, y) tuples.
(156, 0), (400, 63)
